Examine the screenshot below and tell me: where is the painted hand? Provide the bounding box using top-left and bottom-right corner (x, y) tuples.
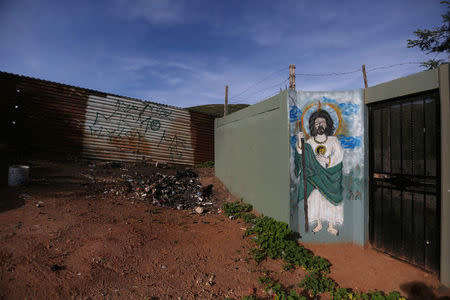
(315, 155), (330, 166)
(297, 132), (305, 140)
(296, 133), (304, 154)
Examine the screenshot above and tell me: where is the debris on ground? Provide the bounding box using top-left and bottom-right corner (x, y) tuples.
(207, 274), (216, 286)
(201, 184), (213, 197)
(50, 264), (66, 271)
(89, 163), (219, 212)
(195, 206), (205, 214)
(19, 193), (32, 200)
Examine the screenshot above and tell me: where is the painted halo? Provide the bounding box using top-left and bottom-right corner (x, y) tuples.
(299, 102), (342, 139)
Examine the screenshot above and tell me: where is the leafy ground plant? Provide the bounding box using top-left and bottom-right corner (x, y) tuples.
(244, 215), (330, 274)
(222, 201), (406, 300)
(195, 160), (215, 168)
(222, 201), (253, 219)
(298, 273), (336, 297)
(331, 288), (406, 300)
(258, 275), (307, 300)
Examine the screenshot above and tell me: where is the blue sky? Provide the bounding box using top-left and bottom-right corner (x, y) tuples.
(0, 0), (447, 107)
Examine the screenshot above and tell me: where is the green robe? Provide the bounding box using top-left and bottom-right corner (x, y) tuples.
(294, 142), (343, 205)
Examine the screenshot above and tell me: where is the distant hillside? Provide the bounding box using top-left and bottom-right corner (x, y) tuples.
(186, 104), (250, 117)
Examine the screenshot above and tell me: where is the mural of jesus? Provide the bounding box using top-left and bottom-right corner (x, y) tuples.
(294, 108), (344, 235)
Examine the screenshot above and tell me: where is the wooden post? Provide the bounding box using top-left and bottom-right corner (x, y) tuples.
(362, 64), (368, 88)
(290, 63), (308, 232)
(289, 64), (296, 90)
(224, 85), (228, 116)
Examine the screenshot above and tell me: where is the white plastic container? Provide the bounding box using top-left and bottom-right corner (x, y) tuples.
(8, 165), (30, 187)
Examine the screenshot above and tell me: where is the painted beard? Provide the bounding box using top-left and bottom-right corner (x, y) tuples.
(316, 126), (325, 135)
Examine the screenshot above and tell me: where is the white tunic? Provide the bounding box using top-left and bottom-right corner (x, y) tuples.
(296, 135), (344, 225)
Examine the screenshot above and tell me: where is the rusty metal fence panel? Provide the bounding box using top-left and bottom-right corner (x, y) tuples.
(83, 94), (195, 164)
(0, 71), (214, 166)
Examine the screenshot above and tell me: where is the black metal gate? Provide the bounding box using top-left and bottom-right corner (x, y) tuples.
(369, 90), (441, 272)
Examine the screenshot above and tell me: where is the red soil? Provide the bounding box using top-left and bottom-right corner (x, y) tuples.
(0, 160), (448, 299)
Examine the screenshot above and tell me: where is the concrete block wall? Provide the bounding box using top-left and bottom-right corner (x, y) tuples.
(215, 91), (291, 224)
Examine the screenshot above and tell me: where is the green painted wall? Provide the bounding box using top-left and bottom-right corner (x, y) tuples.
(365, 68), (439, 104)
(215, 91), (291, 224)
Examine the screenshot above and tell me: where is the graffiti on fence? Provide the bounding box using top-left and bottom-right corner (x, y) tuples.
(88, 99), (173, 140)
(158, 130), (186, 160)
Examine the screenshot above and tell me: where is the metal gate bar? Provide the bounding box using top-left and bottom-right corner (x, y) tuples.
(369, 89), (441, 272)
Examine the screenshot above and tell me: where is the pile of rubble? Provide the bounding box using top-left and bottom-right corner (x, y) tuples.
(98, 166), (217, 212)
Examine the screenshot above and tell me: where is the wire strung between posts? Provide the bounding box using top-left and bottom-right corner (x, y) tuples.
(248, 90), (284, 104)
(231, 78), (289, 103)
(230, 61), (425, 104)
(229, 67), (287, 101)
(256, 78), (289, 95)
(295, 62), (423, 77)
(235, 80), (288, 101)
(366, 62), (422, 72)
(244, 79), (289, 104)
(296, 69), (361, 77)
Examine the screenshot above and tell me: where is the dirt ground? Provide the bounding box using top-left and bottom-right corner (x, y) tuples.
(0, 160), (449, 299)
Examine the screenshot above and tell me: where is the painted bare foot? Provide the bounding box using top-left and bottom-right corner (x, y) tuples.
(312, 220), (323, 233)
(327, 224), (339, 236)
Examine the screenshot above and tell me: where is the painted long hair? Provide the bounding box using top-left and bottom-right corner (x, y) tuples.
(309, 109), (335, 136)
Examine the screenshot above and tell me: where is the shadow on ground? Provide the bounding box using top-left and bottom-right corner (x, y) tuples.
(0, 186), (25, 213)
(400, 281), (450, 300)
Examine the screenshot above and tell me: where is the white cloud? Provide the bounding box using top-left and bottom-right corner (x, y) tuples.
(123, 55), (284, 107)
(2, 0), (445, 110)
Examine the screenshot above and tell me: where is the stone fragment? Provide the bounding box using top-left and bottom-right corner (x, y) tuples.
(207, 274), (215, 286)
(195, 206), (204, 214)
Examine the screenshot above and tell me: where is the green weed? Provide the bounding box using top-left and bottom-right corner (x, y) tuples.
(222, 201), (253, 218)
(195, 161), (215, 168)
(224, 201), (406, 300)
(299, 273), (336, 296)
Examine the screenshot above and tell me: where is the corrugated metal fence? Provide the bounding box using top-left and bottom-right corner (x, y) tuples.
(0, 71), (214, 167)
